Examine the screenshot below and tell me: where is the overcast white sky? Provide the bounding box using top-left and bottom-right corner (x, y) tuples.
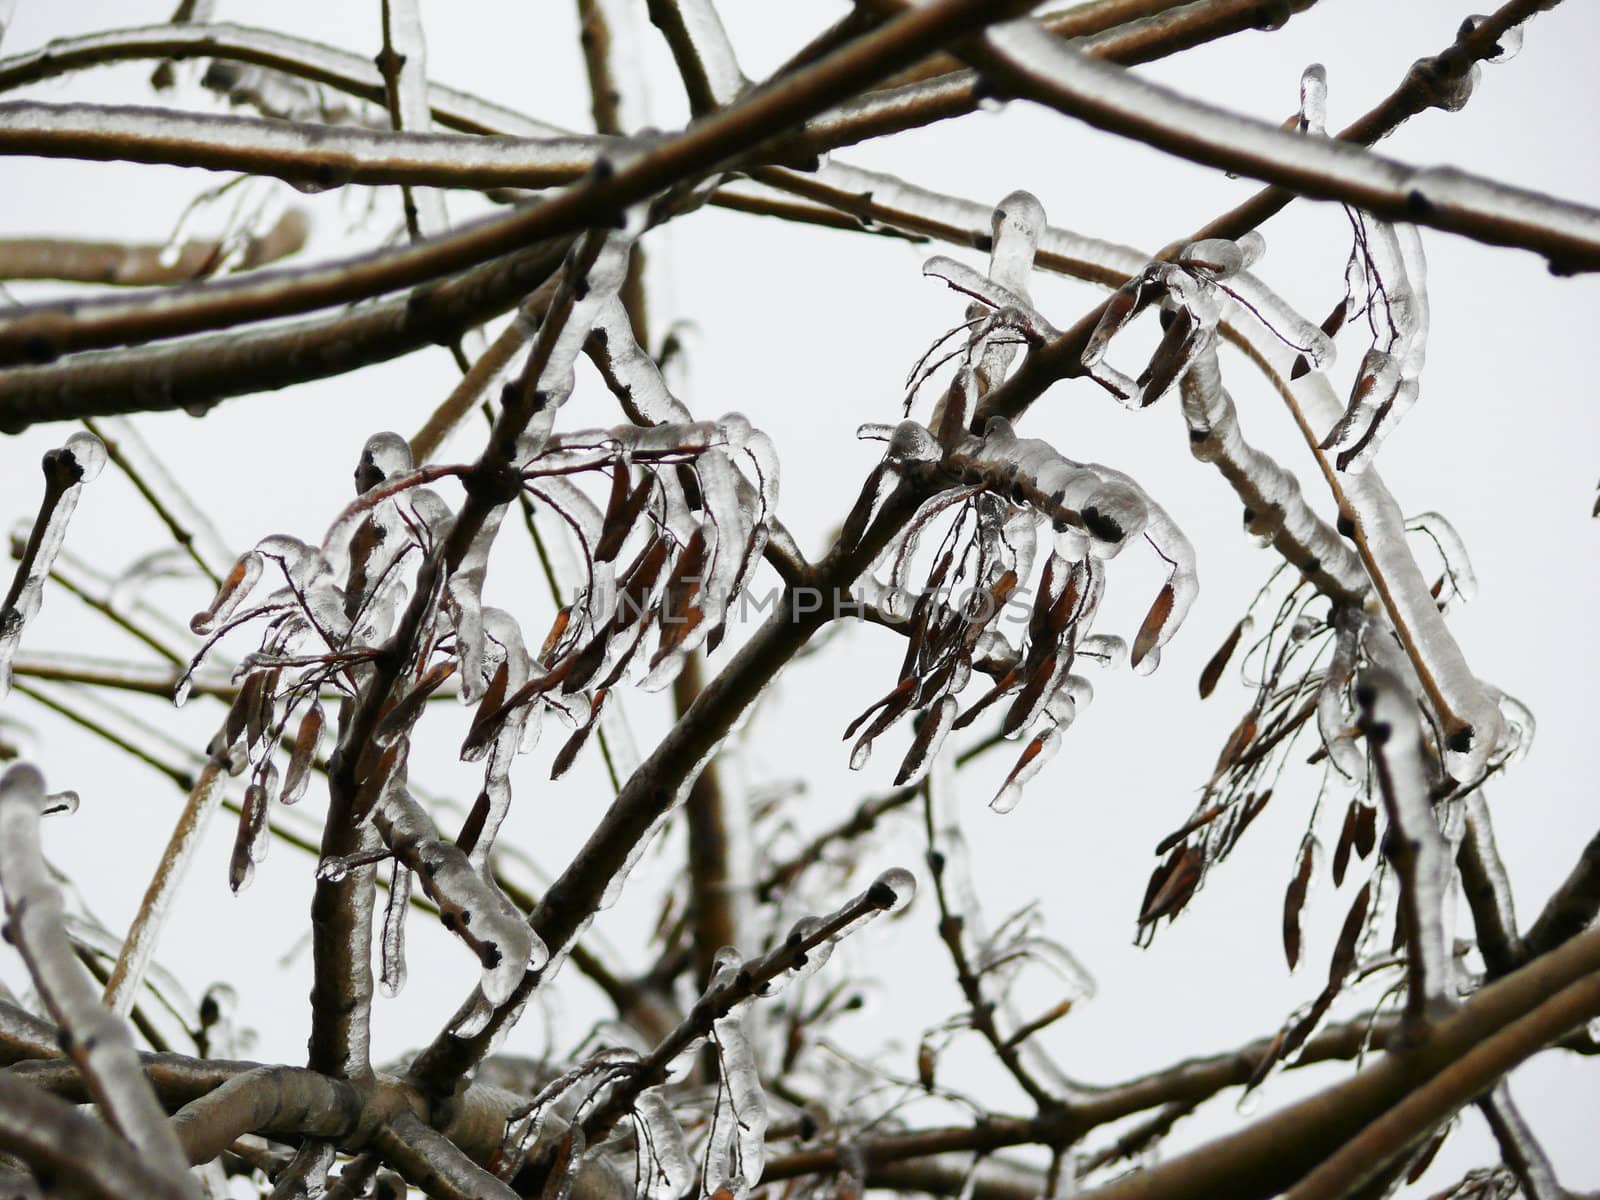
(0, 0), (1597, 1193)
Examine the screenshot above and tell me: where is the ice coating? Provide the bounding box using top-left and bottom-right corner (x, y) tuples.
(0, 432), (108, 698)
(1298, 63), (1328, 135)
(1180, 335), (1366, 604)
(280, 702), (323, 805)
(588, 299), (693, 424)
(372, 785), (544, 1005)
(1316, 609), (1366, 782)
(991, 727), (1061, 814)
(1407, 511), (1478, 610)
(672, 0), (749, 107)
(1358, 668), (1455, 1017)
(705, 1003), (767, 1200)
(1338, 465), (1502, 781)
(632, 1088), (693, 1200)
(0, 764), (199, 1192)
(1325, 219), (1427, 473)
(1460, 14), (1525, 63)
(380, 861), (412, 998)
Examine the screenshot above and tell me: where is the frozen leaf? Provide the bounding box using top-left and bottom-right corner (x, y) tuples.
(380, 861), (412, 999)
(1283, 837), (1316, 970)
(991, 727), (1061, 814)
(1198, 618), (1249, 699)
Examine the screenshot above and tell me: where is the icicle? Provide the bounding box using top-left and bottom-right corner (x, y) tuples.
(1317, 609), (1366, 781)
(1299, 63), (1328, 135)
(380, 861), (412, 999)
(1325, 220), (1427, 473)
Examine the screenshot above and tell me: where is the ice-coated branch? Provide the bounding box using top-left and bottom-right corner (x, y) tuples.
(1357, 668), (1455, 1024)
(925, 793), (1068, 1111)
(756, 781), (927, 901)
(864, 1), (1600, 271)
(1479, 1083), (1565, 1200)
(0, 21), (559, 136)
(1178, 339), (1365, 607)
(0, 764), (198, 1193)
(369, 1109), (521, 1200)
(877, 0), (1236, 87)
(969, 3), (1561, 428)
(1457, 793), (1523, 978)
(647, 0), (749, 113)
(0, 235), (573, 433)
(364, 786), (544, 1007)
(1076, 924), (1600, 1200)
(0, 209), (306, 285)
(1286, 978), (1600, 1200)
(0, 0), (1036, 369)
(377, 0), (450, 243)
(0, 1072), (194, 1200)
(1328, 437), (1503, 780)
(1184, 0), (1562, 253)
(1523, 824), (1600, 962)
(169, 1065), (361, 1166)
(574, 868), (915, 1148)
(797, 0), (1320, 160)
(0, 432), (106, 698)
(101, 760), (229, 1018)
(409, 279), (560, 462)
(9, 651), (228, 700)
(0, 100), (605, 191)
(677, 653), (744, 988)
(404, 480), (929, 1101)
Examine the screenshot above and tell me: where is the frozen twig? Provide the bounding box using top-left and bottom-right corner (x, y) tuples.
(373, 1109), (523, 1200)
(0, 1072), (194, 1200)
(1523, 824), (1600, 962)
(647, 0), (749, 112)
(1357, 668), (1456, 1025)
(0, 763), (198, 1193)
(1286, 977), (1600, 1200)
(364, 785), (543, 1006)
(1179, 338), (1366, 607)
(863, 1), (1600, 270)
(0, 432), (106, 698)
(1457, 793), (1523, 978)
(1478, 1083), (1566, 1200)
(0, 0), (1035, 367)
(101, 761), (229, 1018)
(0, 99), (605, 192)
(169, 1065), (361, 1165)
(0, 21), (559, 136)
(0, 210), (306, 284)
(575, 868), (914, 1148)
(377, 0), (451, 243)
